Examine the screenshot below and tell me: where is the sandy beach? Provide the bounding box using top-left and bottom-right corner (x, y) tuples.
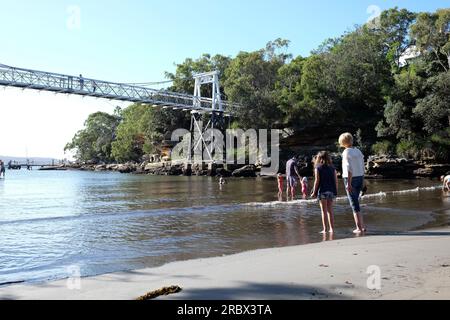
(1, 228), (449, 300)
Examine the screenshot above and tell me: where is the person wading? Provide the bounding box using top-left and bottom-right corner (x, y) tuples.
(286, 156), (302, 201)
(339, 133), (367, 234)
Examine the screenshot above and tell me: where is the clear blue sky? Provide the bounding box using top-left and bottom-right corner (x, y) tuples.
(1, 0), (447, 83)
(0, 0), (447, 158)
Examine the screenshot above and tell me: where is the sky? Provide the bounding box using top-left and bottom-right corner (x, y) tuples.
(0, 0), (448, 159)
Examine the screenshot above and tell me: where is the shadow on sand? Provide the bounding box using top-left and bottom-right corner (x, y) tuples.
(166, 282), (351, 300)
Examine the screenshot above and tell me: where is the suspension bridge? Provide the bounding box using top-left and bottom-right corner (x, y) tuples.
(0, 63), (239, 165)
(0, 63), (236, 114)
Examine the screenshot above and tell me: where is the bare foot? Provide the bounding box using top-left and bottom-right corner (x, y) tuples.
(320, 230), (327, 234)
(329, 229), (335, 234)
(353, 229), (362, 234)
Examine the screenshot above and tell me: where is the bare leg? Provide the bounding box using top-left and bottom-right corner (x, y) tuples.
(359, 213), (366, 232)
(327, 199), (335, 233)
(353, 212), (363, 234)
(319, 199), (328, 234)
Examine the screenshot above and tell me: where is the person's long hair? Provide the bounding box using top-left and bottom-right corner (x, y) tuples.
(315, 151), (332, 167)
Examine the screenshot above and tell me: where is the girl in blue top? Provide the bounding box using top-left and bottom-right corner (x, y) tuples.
(311, 151), (338, 234)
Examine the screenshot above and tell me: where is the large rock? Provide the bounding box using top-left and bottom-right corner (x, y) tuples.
(168, 165), (183, 176)
(366, 156), (419, 178)
(414, 164), (450, 178)
(106, 164), (118, 171)
(182, 164), (192, 176)
(192, 163), (207, 176)
(232, 165), (257, 178)
(80, 165), (95, 171)
(144, 162), (166, 172)
(117, 164), (134, 174)
(216, 168), (232, 177)
(94, 164), (106, 171)
(366, 156), (450, 178)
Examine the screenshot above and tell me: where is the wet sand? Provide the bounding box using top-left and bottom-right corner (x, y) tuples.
(1, 228), (449, 300)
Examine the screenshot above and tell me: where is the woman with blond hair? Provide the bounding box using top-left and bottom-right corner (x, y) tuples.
(339, 133), (366, 234)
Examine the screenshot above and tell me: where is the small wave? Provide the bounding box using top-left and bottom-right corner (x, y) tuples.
(392, 186), (440, 194)
(242, 186), (440, 208)
(361, 192), (388, 199)
(420, 186), (441, 192)
(243, 193), (388, 208)
(244, 199), (317, 207)
(392, 187), (420, 194)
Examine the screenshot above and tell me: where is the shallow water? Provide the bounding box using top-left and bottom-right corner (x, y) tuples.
(0, 170), (449, 285)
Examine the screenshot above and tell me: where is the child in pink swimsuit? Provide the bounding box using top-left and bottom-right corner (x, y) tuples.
(301, 177), (308, 199)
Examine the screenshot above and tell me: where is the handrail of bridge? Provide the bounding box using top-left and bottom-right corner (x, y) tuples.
(0, 63), (236, 114)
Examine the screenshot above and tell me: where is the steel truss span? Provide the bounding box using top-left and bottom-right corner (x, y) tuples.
(0, 64), (235, 114)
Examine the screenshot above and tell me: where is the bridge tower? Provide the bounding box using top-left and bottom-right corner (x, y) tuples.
(188, 71), (229, 165)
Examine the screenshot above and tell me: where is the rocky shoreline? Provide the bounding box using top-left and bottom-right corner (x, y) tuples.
(61, 162), (260, 178)
(59, 155), (450, 179)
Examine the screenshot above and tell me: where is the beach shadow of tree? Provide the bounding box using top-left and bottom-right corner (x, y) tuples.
(166, 282), (351, 300)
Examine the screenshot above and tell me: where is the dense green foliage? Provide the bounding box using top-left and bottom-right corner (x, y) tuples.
(65, 111), (121, 163)
(67, 8), (450, 163)
(111, 104), (190, 163)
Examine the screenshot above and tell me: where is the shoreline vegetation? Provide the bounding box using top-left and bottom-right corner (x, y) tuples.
(1, 228), (449, 300)
(64, 8), (450, 175)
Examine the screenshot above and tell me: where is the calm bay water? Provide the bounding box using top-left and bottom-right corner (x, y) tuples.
(0, 170), (449, 285)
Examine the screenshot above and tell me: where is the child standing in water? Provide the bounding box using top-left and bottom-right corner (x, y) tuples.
(311, 151), (338, 234)
(277, 174), (284, 199)
(301, 177), (308, 199)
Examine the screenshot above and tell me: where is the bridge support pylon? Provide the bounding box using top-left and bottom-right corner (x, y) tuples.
(187, 71), (230, 165)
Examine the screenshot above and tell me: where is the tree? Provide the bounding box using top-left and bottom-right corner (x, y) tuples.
(65, 111), (121, 163)
(376, 8), (417, 69)
(375, 7), (450, 161)
(111, 103), (190, 162)
(414, 71), (450, 135)
(275, 56), (306, 124)
(298, 53), (343, 124)
(224, 39), (291, 129)
(295, 26), (391, 134)
(411, 9), (450, 72)
(111, 104), (150, 162)
(165, 54), (232, 97)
